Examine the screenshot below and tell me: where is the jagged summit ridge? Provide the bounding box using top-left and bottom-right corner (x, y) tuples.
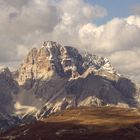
(0, 67), (11, 76)
(15, 41), (139, 119)
(12, 41), (140, 120)
(82, 52), (118, 75)
(18, 41), (84, 87)
(17, 41), (117, 88)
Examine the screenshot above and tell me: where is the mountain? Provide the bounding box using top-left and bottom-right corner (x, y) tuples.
(0, 67), (18, 113)
(0, 41), (140, 133)
(0, 68), (19, 132)
(15, 41), (139, 119)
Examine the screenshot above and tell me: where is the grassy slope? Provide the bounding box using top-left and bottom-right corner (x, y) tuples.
(1, 106), (140, 140)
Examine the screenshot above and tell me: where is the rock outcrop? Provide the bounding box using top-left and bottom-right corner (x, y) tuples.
(0, 67), (19, 113)
(0, 67), (19, 132)
(17, 41), (83, 89)
(14, 41), (139, 119)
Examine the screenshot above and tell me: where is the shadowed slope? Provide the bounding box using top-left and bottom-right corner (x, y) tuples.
(1, 107), (140, 140)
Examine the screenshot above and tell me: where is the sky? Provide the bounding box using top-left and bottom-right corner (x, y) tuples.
(88, 0), (140, 24)
(0, 0), (140, 85)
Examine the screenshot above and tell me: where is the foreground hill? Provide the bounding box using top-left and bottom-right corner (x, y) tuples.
(1, 106), (140, 140)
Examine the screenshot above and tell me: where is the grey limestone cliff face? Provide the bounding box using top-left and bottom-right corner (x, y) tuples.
(17, 41), (83, 89)
(14, 41), (139, 119)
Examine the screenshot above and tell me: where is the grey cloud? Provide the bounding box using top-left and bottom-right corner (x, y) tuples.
(2, 0), (30, 9)
(9, 12), (18, 19)
(0, 0), (106, 63)
(59, 0), (107, 26)
(0, 0), (62, 62)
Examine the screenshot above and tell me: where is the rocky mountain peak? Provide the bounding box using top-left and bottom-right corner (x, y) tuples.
(17, 41), (84, 88)
(0, 67), (12, 77)
(17, 41), (120, 89)
(42, 41), (60, 48)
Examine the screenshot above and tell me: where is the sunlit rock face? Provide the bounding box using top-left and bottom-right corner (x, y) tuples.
(17, 41), (118, 89)
(17, 41), (83, 89)
(13, 41), (139, 120)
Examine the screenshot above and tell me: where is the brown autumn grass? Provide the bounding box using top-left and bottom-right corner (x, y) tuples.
(47, 106), (140, 125)
(1, 106), (140, 140)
